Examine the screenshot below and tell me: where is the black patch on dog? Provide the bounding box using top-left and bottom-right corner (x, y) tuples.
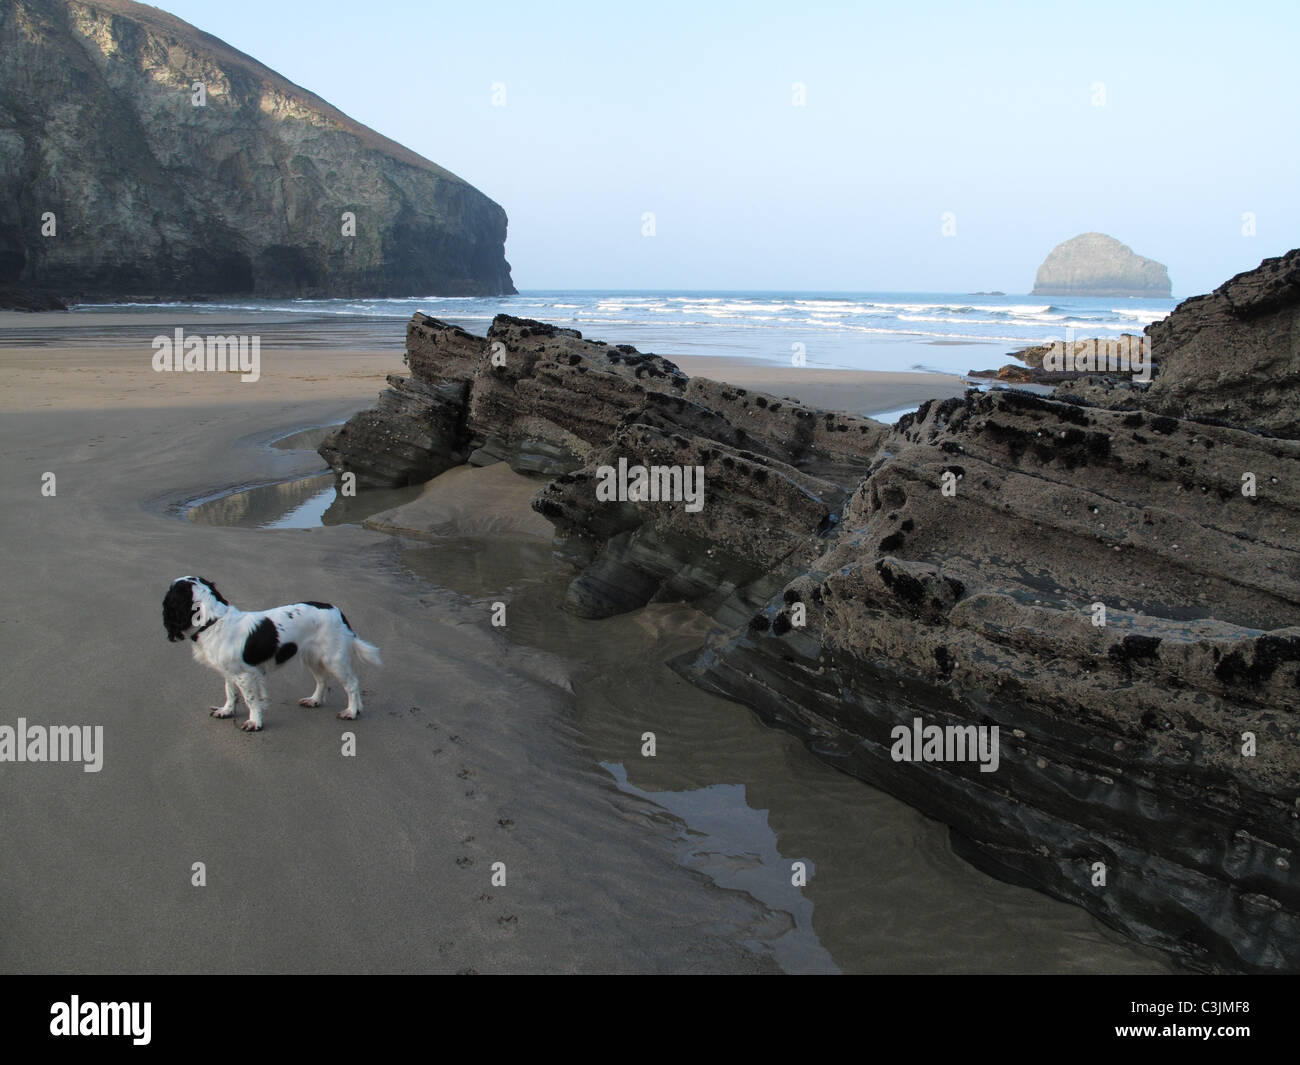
(242, 617), (279, 666)
(304, 599), (355, 632)
(162, 580), (195, 642)
(197, 578), (229, 605)
(274, 642), (298, 665)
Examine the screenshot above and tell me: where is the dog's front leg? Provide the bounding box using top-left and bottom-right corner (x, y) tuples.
(210, 678), (238, 719)
(234, 672), (267, 732)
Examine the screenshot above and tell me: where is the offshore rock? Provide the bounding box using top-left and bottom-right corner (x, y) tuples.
(1032, 233), (1171, 297)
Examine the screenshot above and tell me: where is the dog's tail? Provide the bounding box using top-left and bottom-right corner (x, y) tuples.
(352, 637), (383, 668)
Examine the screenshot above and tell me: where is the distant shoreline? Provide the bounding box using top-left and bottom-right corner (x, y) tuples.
(1, 290), (1177, 380)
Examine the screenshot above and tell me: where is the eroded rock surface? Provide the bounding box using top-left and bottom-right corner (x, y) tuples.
(680, 388), (1300, 972)
(999, 250), (1300, 442)
(323, 313), (887, 617)
(1139, 249), (1300, 438)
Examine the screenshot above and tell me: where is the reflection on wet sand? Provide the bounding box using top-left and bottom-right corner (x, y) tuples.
(398, 515), (1175, 975)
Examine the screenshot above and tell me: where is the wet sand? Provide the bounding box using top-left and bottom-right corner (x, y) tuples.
(0, 343), (772, 973)
(0, 308), (969, 418)
(672, 355), (968, 417)
(0, 321), (1172, 973)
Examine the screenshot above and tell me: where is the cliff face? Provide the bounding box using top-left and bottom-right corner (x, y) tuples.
(1032, 233), (1171, 297)
(0, 0), (515, 298)
(322, 252), (1300, 973)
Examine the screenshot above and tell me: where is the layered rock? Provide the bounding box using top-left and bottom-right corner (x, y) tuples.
(322, 249), (1300, 972)
(1000, 250), (1300, 441)
(1138, 249), (1300, 438)
(680, 388), (1300, 972)
(1032, 233), (1171, 297)
(0, 0), (514, 299)
(322, 313), (887, 618)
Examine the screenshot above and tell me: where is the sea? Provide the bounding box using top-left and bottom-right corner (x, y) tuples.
(56, 289), (1178, 376)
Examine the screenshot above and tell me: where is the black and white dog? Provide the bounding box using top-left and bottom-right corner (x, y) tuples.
(162, 576), (382, 732)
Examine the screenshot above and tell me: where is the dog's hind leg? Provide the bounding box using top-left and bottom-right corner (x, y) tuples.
(235, 672), (269, 732)
(327, 655), (363, 720)
(298, 655), (330, 708)
(210, 678), (237, 718)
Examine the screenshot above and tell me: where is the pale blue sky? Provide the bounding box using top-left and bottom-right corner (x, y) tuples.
(154, 0), (1298, 295)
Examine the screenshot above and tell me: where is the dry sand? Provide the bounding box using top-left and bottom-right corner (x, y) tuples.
(0, 325), (973, 973)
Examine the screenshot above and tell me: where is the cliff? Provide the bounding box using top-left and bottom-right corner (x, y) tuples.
(0, 0), (515, 299)
(321, 251), (1300, 972)
(1032, 233), (1171, 298)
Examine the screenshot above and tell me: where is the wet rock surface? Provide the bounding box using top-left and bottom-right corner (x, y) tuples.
(323, 250), (1300, 972)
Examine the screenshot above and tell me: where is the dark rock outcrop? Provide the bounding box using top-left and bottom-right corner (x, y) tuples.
(1003, 250), (1300, 441)
(0, 285), (67, 311)
(1032, 233), (1171, 297)
(1138, 249), (1300, 438)
(323, 250), (1300, 973)
(970, 334), (1149, 385)
(0, 0), (514, 299)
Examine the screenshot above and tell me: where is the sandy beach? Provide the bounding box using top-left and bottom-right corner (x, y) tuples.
(0, 319), (1171, 974)
(0, 340), (770, 973)
(0, 309), (971, 417)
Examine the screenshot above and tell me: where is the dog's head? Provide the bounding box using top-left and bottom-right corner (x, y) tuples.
(162, 576), (230, 642)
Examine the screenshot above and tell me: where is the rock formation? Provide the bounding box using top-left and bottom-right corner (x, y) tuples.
(1137, 249), (1300, 438)
(322, 250), (1300, 973)
(995, 250), (1300, 440)
(0, 0), (514, 299)
(1032, 233), (1171, 297)
(320, 314), (888, 617)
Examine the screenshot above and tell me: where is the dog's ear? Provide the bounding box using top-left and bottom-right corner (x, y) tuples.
(162, 579), (195, 642)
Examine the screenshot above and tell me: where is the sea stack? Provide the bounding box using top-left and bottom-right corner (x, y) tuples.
(1032, 233), (1171, 298)
(0, 0), (515, 299)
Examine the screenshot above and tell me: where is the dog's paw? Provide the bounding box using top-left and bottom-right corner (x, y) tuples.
(337, 710), (357, 720)
(210, 707), (234, 718)
(298, 697), (321, 707)
(240, 720), (263, 732)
